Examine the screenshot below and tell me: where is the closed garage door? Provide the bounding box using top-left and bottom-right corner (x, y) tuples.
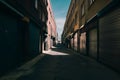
(89, 28), (97, 59)
(74, 33), (78, 51)
(71, 38), (73, 49)
(0, 12), (23, 75)
(99, 6), (120, 71)
(80, 32), (86, 55)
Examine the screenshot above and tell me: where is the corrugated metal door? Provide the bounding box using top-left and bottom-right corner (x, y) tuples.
(0, 11), (23, 75)
(71, 38), (73, 49)
(89, 28), (97, 59)
(99, 6), (120, 71)
(29, 22), (40, 56)
(80, 32), (86, 55)
(74, 33), (78, 51)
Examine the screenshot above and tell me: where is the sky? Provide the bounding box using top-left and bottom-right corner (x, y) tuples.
(50, 0), (71, 41)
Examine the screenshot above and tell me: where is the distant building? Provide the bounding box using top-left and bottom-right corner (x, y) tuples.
(44, 0), (57, 51)
(62, 0), (120, 72)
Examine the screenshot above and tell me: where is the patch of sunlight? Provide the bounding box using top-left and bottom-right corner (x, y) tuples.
(44, 51), (69, 56)
(43, 46), (70, 56)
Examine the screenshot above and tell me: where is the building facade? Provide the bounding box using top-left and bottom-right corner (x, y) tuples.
(44, 0), (57, 51)
(62, 0), (79, 50)
(62, 0), (120, 72)
(0, 0), (48, 76)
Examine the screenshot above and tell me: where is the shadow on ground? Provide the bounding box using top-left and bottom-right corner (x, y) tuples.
(16, 44), (120, 80)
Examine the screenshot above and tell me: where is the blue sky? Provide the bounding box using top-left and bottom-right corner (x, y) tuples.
(50, 0), (71, 40)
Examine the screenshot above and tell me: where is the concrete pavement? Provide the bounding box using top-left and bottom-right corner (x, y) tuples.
(0, 44), (120, 80)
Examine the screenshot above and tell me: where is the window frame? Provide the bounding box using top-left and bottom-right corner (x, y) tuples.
(88, 0), (95, 6)
(35, 0), (38, 9)
(81, 3), (85, 17)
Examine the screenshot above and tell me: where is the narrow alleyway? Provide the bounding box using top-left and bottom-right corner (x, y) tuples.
(1, 0), (120, 80)
(0, 44), (120, 80)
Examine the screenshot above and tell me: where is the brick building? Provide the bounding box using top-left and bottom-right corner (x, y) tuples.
(44, 0), (57, 51)
(0, 0), (48, 76)
(62, 0), (120, 72)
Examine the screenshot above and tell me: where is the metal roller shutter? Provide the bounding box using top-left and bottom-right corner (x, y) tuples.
(80, 32), (86, 55)
(74, 33), (78, 51)
(99, 6), (120, 71)
(71, 38), (73, 49)
(88, 28), (97, 59)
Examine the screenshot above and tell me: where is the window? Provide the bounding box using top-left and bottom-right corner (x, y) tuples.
(35, 0), (38, 9)
(44, 0), (47, 6)
(40, 9), (42, 19)
(75, 13), (77, 24)
(88, 0), (95, 6)
(81, 4), (85, 16)
(42, 13), (45, 22)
